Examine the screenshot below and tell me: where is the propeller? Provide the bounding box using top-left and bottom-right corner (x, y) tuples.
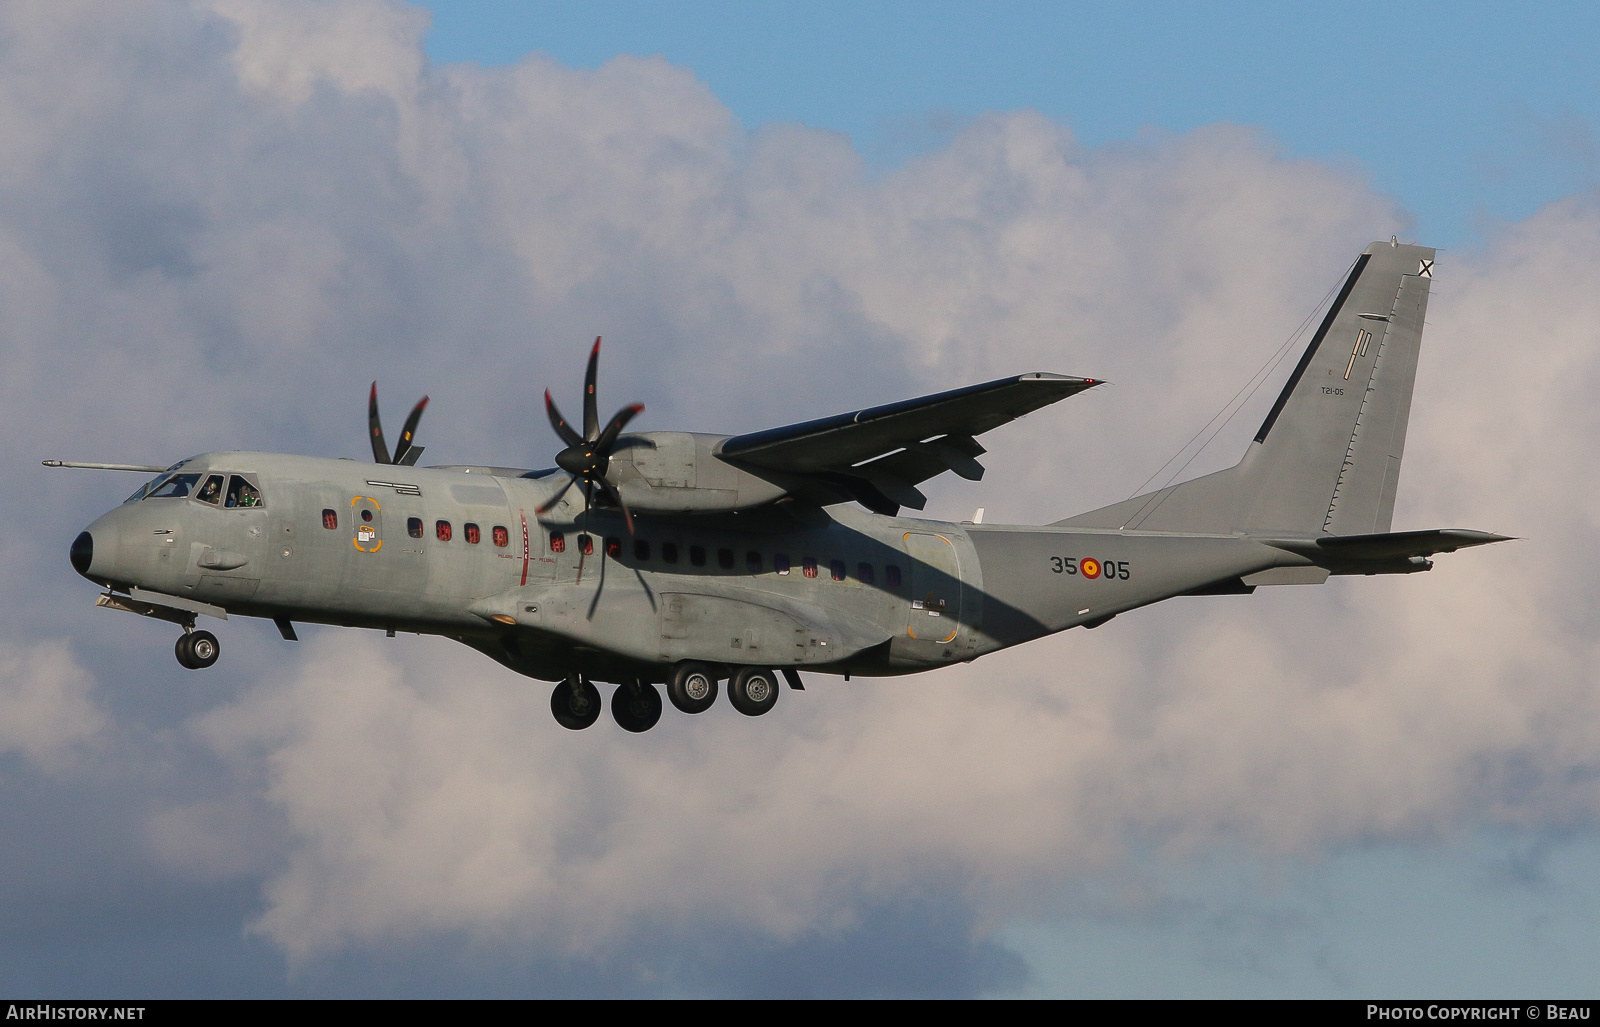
(369, 383), (430, 466)
(538, 338), (644, 552)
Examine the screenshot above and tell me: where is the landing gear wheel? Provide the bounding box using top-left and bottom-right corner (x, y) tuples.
(175, 630), (220, 670)
(550, 677), (602, 730)
(612, 680), (662, 733)
(728, 667), (779, 717)
(667, 661), (719, 714)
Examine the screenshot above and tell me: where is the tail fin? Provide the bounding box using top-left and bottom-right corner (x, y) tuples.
(1060, 240), (1435, 535)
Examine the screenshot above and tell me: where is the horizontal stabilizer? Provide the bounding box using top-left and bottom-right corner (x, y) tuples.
(1270, 528), (1513, 562)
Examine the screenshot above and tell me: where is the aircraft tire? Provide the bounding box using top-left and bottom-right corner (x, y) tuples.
(728, 667), (779, 717)
(176, 630), (219, 670)
(612, 681), (662, 733)
(550, 678), (602, 730)
(667, 661), (719, 714)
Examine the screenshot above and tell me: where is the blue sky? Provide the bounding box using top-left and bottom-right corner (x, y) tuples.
(424, 0), (1600, 250)
(3, 0), (1599, 999)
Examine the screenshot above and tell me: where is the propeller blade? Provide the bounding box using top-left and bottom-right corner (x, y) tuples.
(368, 382), (392, 464)
(391, 395), (429, 466)
(583, 336), (601, 441)
(599, 480), (636, 536)
(593, 403), (644, 453)
(545, 390), (583, 449)
(535, 475), (577, 515)
(575, 478), (594, 584)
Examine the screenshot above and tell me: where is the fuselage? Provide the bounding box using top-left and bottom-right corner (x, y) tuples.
(74, 451), (1301, 684)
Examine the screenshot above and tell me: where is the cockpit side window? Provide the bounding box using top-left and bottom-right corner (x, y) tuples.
(195, 475), (225, 505)
(225, 475), (264, 508)
(146, 473), (201, 499)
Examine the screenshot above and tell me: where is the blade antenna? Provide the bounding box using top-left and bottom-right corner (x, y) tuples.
(368, 382), (392, 464)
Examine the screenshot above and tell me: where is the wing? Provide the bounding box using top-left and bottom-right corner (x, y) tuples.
(716, 372), (1099, 513)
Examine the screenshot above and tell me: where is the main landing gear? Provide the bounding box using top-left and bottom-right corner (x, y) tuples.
(611, 679), (662, 733)
(174, 628), (220, 670)
(550, 676), (603, 730)
(550, 663), (786, 731)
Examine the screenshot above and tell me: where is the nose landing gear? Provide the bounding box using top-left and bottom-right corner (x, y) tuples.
(174, 628), (220, 670)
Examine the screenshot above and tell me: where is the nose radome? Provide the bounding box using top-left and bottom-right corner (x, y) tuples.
(70, 531), (93, 577)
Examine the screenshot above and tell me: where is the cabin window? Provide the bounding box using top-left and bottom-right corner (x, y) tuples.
(492, 526), (509, 547)
(146, 473), (201, 499)
(634, 539), (650, 561)
(857, 563), (876, 585)
(605, 537), (622, 558)
(436, 520), (453, 542)
(225, 476), (263, 508)
(322, 509), (338, 530)
(830, 559), (847, 581)
(407, 517), (424, 539)
(775, 554), (791, 575)
(885, 565), (902, 588)
(717, 548), (734, 570)
(465, 523), (481, 545)
(548, 530), (563, 552)
(661, 542), (679, 564)
(746, 551), (762, 572)
(689, 545), (706, 567)
(579, 534), (593, 556)
(802, 557), (818, 579)
(196, 475), (225, 505)
(361, 509), (373, 522)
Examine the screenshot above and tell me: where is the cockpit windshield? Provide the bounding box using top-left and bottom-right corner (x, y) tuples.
(124, 476), (162, 504)
(225, 475), (263, 508)
(144, 473), (202, 499)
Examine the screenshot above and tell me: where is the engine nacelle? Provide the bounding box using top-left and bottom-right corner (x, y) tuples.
(610, 432), (791, 513)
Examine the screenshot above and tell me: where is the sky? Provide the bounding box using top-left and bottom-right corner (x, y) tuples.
(2, 0), (1599, 998)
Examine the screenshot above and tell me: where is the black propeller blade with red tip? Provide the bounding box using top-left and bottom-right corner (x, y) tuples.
(369, 383), (430, 466)
(538, 337), (643, 536)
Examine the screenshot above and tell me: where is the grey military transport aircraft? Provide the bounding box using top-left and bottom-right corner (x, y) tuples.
(54, 240), (1508, 732)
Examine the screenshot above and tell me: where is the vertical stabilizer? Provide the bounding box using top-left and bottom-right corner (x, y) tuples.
(1059, 240), (1435, 535)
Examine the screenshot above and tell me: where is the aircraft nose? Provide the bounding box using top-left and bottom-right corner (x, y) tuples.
(70, 531), (93, 577)
(72, 514), (122, 586)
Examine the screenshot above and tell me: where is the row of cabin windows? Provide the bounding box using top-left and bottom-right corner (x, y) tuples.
(317, 512), (902, 585)
(321, 511), (512, 547)
(547, 532), (903, 586)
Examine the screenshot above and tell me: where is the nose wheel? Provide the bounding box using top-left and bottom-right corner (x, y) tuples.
(174, 629), (220, 670)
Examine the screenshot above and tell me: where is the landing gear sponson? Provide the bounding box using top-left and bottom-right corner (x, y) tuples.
(549, 661), (792, 730)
